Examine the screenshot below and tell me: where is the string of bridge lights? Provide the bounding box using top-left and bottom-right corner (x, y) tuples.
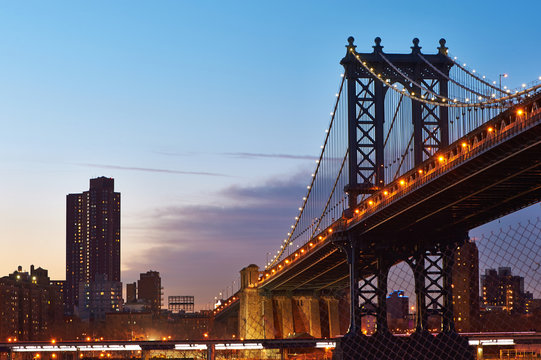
(445, 54), (511, 93)
(350, 48), (541, 108)
(417, 53), (491, 100)
(446, 53), (541, 102)
(264, 76), (345, 270)
(446, 53), (541, 94)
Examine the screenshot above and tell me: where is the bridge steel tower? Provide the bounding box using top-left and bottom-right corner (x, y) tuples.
(335, 37), (473, 360)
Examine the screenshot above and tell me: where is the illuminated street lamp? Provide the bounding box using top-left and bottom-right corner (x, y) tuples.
(499, 73), (508, 92)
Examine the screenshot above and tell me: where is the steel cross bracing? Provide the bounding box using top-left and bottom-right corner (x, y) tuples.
(341, 36), (453, 208)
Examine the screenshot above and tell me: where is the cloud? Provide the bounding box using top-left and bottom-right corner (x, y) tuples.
(154, 151), (318, 161)
(123, 174), (310, 308)
(75, 163), (231, 177)
(223, 152), (318, 161)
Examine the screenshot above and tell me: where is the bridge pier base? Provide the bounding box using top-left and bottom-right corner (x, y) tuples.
(292, 295), (322, 337)
(276, 296), (294, 338)
(206, 344), (215, 360)
(333, 231), (474, 360)
(323, 296), (341, 338)
(262, 294), (275, 339)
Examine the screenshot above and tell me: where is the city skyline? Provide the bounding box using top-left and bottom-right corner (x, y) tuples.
(0, 1), (540, 309)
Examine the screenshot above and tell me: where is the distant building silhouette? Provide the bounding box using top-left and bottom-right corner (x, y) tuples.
(387, 290), (409, 320)
(169, 296), (195, 314)
(126, 282), (137, 303)
(65, 177), (121, 316)
(0, 265), (63, 340)
(77, 274), (122, 321)
(452, 239), (479, 332)
(138, 271), (162, 312)
(482, 266), (527, 313)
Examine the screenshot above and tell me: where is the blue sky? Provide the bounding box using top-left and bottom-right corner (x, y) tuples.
(0, 1), (539, 309)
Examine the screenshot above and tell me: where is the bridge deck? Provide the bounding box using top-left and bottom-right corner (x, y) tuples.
(261, 95), (541, 292)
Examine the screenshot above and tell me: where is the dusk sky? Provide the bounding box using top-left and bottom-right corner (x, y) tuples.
(0, 1), (540, 309)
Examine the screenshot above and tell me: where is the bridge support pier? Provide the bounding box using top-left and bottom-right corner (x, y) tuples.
(292, 295), (322, 337)
(334, 239), (403, 360)
(323, 296), (341, 338)
(275, 296), (294, 338)
(206, 344), (215, 360)
(407, 237), (474, 360)
(333, 235), (474, 360)
(239, 285), (265, 339)
(262, 294), (275, 339)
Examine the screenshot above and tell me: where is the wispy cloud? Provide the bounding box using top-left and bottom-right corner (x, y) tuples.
(75, 163), (231, 177)
(223, 152), (318, 160)
(153, 151), (318, 161)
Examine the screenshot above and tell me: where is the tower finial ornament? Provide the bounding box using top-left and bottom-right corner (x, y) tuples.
(373, 37), (383, 52)
(346, 36), (357, 53)
(411, 38), (421, 53)
(438, 38), (448, 55)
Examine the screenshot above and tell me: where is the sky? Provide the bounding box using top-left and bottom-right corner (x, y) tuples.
(0, 1), (540, 310)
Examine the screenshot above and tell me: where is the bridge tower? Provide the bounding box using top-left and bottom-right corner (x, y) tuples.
(335, 37), (473, 360)
(341, 36), (452, 207)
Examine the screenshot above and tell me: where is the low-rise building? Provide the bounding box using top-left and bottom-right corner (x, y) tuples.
(0, 265), (63, 340)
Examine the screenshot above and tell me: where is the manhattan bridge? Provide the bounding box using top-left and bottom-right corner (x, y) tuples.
(212, 36), (541, 360)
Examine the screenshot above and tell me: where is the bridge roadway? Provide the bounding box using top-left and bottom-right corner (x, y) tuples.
(259, 94), (541, 293)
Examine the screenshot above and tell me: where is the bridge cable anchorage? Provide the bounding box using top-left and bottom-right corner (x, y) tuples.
(350, 48), (541, 108)
(266, 76), (346, 269)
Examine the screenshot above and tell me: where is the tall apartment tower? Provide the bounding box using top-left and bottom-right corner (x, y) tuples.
(138, 271), (162, 312)
(452, 239), (480, 332)
(65, 177), (121, 315)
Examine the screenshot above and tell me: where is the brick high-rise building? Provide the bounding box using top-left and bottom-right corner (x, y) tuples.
(66, 177), (121, 315)
(138, 271), (162, 312)
(452, 239), (480, 332)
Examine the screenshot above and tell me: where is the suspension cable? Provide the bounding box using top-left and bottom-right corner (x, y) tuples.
(266, 76), (345, 268)
(392, 132), (414, 181)
(384, 94), (404, 148)
(309, 150), (348, 240)
(446, 55), (508, 93)
(417, 53), (490, 99)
